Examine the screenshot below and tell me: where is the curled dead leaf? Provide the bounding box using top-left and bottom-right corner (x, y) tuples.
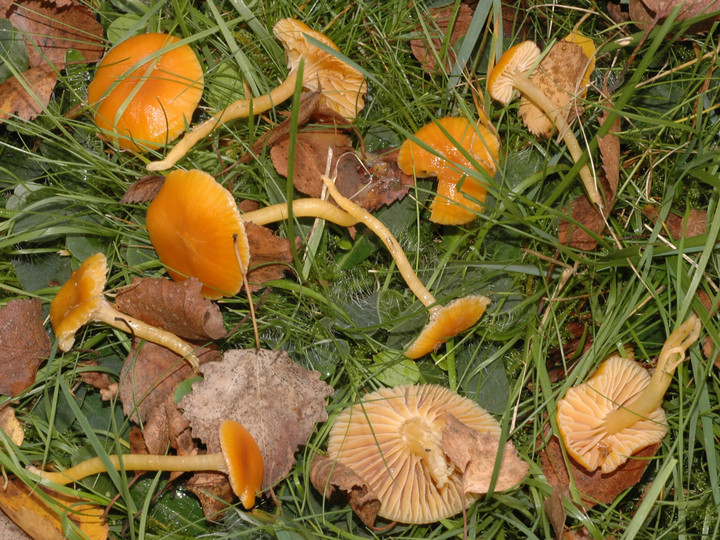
(310, 454), (380, 528)
(0, 405), (24, 446)
(245, 222), (297, 290)
(410, 4), (474, 73)
(642, 205), (707, 239)
(180, 349), (334, 489)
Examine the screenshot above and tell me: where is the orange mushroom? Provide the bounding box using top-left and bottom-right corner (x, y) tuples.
(147, 18), (366, 171)
(321, 173), (490, 358)
(397, 117), (500, 225)
(50, 252), (200, 369)
(29, 420), (263, 510)
(88, 33), (204, 152)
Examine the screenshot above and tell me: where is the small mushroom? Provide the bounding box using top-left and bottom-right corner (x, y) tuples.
(556, 314), (701, 473)
(396, 117), (500, 225)
(29, 419), (263, 510)
(146, 169), (357, 299)
(87, 33), (204, 152)
(50, 252), (200, 369)
(327, 384), (501, 524)
(488, 41), (600, 206)
(147, 18), (366, 171)
(321, 174), (490, 358)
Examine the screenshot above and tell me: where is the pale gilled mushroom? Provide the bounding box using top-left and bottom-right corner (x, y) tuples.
(327, 384), (501, 524)
(396, 116), (500, 225)
(50, 252), (200, 369)
(147, 18), (366, 171)
(556, 314), (701, 473)
(320, 173), (490, 358)
(488, 41), (600, 206)
(29, 420), (263, 510)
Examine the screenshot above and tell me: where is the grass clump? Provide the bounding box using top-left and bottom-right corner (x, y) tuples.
(2, 1), (720, 538)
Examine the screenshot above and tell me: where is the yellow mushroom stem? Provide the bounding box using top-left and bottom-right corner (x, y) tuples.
(147, 70), (300, 171)
(240, 199), (359, 228)
(94, 299), (200, 370)
(321, 174), (437, 310)
(507, 69), (600, 206)
(30, 453), (226, 486)
(598, 314), (701, 437)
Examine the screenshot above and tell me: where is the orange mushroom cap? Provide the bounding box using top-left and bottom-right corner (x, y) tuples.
(219, 419), (264, 510)
(146, 169), (250, 299)
(488, 41), (541, 105)
(327, 384), (501, 524)
(273, 18), (367, 120)
(397, 117), (500, 225)
(88, 33), (204, 152)
(404, 295), (491, 359)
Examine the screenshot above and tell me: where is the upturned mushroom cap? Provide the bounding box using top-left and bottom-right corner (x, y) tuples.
(49, 252), (108, 351)
(405, 295), (491, 359)
(88, 33), (204, 152)
(488, 41), (541, 104)
(219, 419), (264, 510)
(327, 384), (501, 524)
(273, 18), (367, 120)
(556, 354), (668, 474)
(146, 169), (250, 299)
(397, 117), (500, 225)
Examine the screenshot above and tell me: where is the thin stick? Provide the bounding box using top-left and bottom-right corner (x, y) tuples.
(234, 234), (260, 349)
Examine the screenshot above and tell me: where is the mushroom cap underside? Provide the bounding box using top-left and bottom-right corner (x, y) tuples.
(556, 354), (668, 474)
(219, 419), (264, 510)
(404, 295), (491, 359)
(327, 384), (501, 524)
(88, 33), (204, 152)
(146, 169), (250, 299)
(488, 41), (542, 104)
(273, 18), (367, 120)
(49, 252), (109, 351)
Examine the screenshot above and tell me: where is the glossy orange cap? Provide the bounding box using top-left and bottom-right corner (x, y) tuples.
(219, 419), (264, 510)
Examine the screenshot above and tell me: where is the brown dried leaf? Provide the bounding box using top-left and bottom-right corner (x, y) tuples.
(642, 205), (707, 239)
(0, 477), (108, 540)
(539, 430), (660, 508)
(118, 340), (219, 424)
(0, 0), (104, 122)
(0, 405), (24, 446)
(545, 486), (568, 540)
(410, 4), (474, 73)
(180, 349), (334, 488)
(120, 176), (166, 204)
(441, 413), (528, 494)
(186, 472), (234, 519)
(271, 129), (354, 198)
(310, 454), (380, 528)
(558, 107), (621, 249)
(245, 222), (296, 290)
(115, 277), (227, 342)
(77, 360), (115, 393)
(520, 41), (589, 137)
(0, 298), (51, 396)
(628, 0), (720, 31)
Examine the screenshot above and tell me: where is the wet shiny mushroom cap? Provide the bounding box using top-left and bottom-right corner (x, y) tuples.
(327, 384), (501, 524)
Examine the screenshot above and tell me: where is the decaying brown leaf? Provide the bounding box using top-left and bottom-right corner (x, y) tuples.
(180, 349), (334, 488)
(558, 106), (621, 249)
(245, 222), (296, 289)
(0, 477), (108, 540)
(539, 430), (660, 508)
(440, 413), (528, 494)
(115, 277), (227, 342)
(410, 3), (474, 73)
(628, 0), (720, 32)
(545, 485), (568, 540)
(186, 472), (235, 519)
(310, 454), (380, 528)
(519, 41), (589, 137)
(0, 298), (52, 396)
(642, 205), (707, 239)
(696, 290), (720, 370)
(0, 405), (24, 446)
(0, 0), (104, 122)
(120, 176), (166, 204)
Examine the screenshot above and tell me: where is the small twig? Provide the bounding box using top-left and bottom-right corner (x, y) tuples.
(234, 234), (260, 349)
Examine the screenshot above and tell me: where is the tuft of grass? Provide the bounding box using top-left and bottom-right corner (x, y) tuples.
(2, 1), (720, 538)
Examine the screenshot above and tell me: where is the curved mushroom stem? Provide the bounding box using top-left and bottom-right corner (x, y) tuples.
(320, 175), (438, 310)
(241, 199), (359, 228)
(94, 299), (200, 370)
(509, 70), (601, 207)
(29, 453), (226, 486)
(147, 70), (300, 171)
(599, 314), (701, 436)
